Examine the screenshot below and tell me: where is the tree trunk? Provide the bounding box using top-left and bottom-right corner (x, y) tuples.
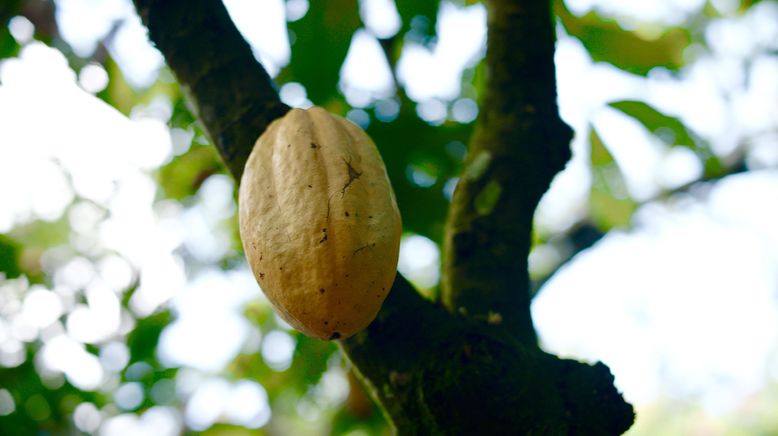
(132, 0), (635, 433)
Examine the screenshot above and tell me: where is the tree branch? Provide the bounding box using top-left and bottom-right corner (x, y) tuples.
(341, 274), (633, 435)
(442, 0), (573, 343)
(132, 0), (289, 180)
(133, 1), (633, 432)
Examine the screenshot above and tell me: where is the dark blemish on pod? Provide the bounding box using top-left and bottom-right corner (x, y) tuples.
(287, 143), (291, 148)
(345, 211), (349, 217)
(368, 215), (373, 219)
(310, 142), (318, 149)
(329, 332), (341, 340)
(341, 160), (362, 194)
(324, 321), (329, 325)
(308, 184), (312, 188)
(259, 272), (265, 279)
(319, 228), (328, 243)
(319, 288), (325, 294)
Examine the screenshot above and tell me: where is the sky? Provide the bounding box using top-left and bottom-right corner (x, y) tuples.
(1, 0), (778, 433)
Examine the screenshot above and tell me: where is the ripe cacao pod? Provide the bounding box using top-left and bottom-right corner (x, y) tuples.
(239, 107), (402, 340)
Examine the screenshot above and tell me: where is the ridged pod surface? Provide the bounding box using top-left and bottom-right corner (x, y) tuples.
(239, 107), (402, 340)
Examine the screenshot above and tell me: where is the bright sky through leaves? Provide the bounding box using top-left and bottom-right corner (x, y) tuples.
(2, 0), (778, 434)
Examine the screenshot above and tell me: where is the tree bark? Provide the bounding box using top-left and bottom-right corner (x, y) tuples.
(133, 0), (634, 433)
(442, 0), (572, 344)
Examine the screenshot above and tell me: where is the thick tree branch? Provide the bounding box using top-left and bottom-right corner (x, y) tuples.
(442, 0), (573, 342)
(132, 0), (289, 180)
(134, 1), (632, 432)
(341, 274), (633, 434)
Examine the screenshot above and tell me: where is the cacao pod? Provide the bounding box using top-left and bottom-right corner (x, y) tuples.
(239, 107), (402, 340)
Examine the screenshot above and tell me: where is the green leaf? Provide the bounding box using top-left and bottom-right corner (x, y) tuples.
(284, 0), (361, 104)
(291, 335), (336, 389)
(0, 234), (21, 278)
(0, 0), (23, 59)
(609, 100), (726, 178)
(589, 128), (636, 229)
(0, 29), (19, 60)
(157, 143), (223, 200)
(127, 310), (172, 364)
(556, 3), (689, 75)
(365, 98), (473, 243)
(608, 100), (695, 147)
(395, 0), (440, 41)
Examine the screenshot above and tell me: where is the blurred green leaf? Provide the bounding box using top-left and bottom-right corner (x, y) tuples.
(284, 0), (361, 104)
(158, 143), (223, 200)
(556, 2), (689, 75)
(395, 0), (440, 41)
(290, 335), (335, 389)
(103, 57), (137, 115)
(0, 234), (21, 278)
(589, 128), (636, 229)
(609, 100), (726, 177)
(608, 100), (695, 147)
(203, 423), (267, 435)
(0, 0), (23, 59)
(366, 100), (472, 243)
(0, 357), (101, 434)
(10, 215), (70, 248)
(127, 310), (172, 364)
(0, 29), (19, 59)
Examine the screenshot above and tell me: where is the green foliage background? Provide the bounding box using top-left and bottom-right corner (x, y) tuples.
(0, 0), (776, 434)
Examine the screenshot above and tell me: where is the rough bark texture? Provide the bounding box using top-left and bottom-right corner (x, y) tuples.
(442, 0), (573, 343)
(133, 0), (634, 433)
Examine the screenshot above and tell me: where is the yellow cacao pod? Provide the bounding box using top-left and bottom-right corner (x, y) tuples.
(238, 107), (402, 340)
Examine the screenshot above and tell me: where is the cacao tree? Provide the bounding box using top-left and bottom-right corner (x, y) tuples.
(11, 0), (773, 433)
(131, 0), (634, 433)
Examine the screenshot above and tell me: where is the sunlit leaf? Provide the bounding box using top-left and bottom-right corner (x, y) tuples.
(589, 128), (636, 229)
(104, 57), (137, 115)
(10, 216), (70, 248)
(556, 3), (689, 75)
(608, 100), (726, 177)
(608, 100), (695, 147)
(290, 335), (335, 389)
(157, 144), (224, 200)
